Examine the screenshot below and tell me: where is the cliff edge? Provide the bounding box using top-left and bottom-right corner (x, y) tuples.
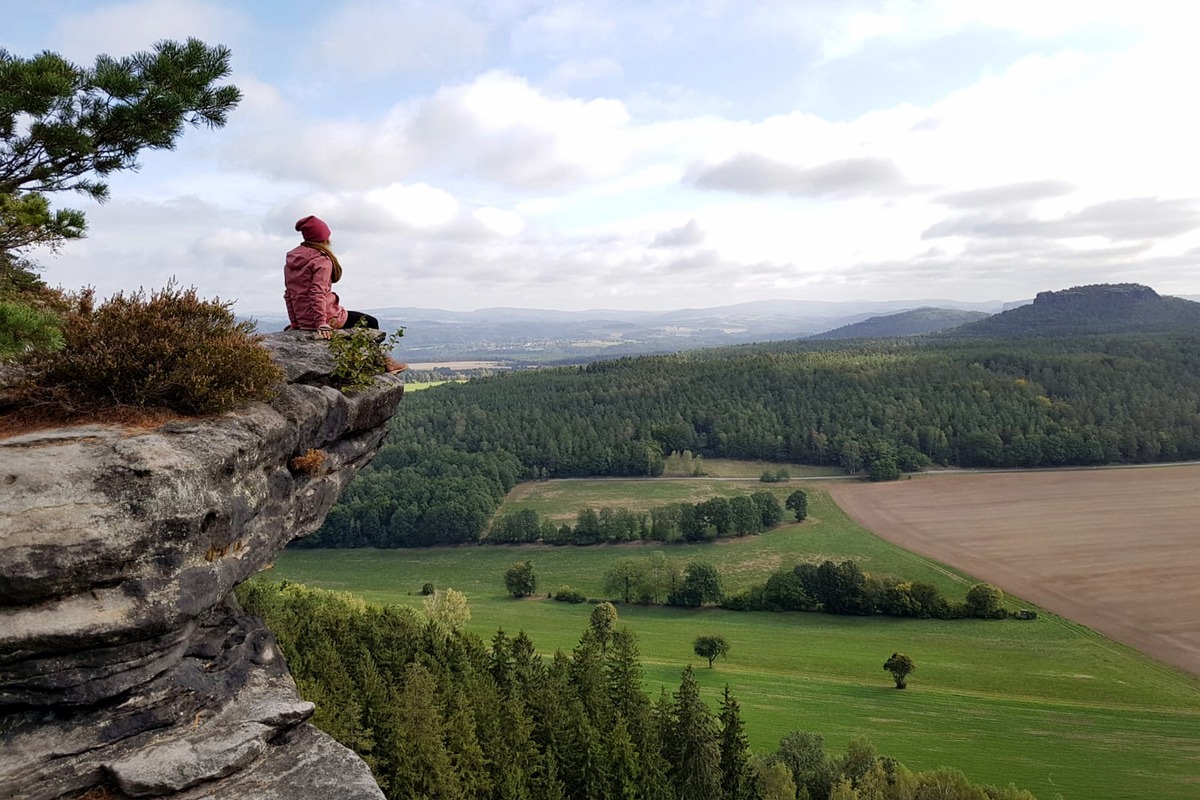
(0, 332), (403, 800)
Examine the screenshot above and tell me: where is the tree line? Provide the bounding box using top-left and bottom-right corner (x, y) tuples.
(595, 553), (1020, 621)
(723, 560), (1020, 620)
(487, 491), (785, 545)
(305, 333), (1200, 548)
(238, 579), (1043, 800)
(292, 443), (521, 548)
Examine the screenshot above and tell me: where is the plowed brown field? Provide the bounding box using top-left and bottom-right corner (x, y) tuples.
(829, 464), (1200, 676)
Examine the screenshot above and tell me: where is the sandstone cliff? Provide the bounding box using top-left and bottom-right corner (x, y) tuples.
(0, 332), (404, 800)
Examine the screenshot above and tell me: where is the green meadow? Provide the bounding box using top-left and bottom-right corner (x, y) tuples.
(400, 380), (453, 391)
(269, 483), (1200, 800)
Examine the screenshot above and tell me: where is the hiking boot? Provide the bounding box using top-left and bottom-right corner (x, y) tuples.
(385, 357), (408, 374)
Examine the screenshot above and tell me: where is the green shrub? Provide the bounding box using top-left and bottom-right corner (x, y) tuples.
(17, 283), (283, 416)
(420, 582), (436, 596)
(554, 585), (587, 603)
(327, 321), (405, 393)
(0, 300), (64, 359)
(720, 588), (764, 611)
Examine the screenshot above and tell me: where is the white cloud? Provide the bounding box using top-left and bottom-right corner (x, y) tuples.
(367, 183), (460, 228)
(690, 154), (913, 198)
(473, 207), (526, 237)
(411, 71), (633, 188)
(19, 1), (1200, 312)
(226, 70), (642, 193)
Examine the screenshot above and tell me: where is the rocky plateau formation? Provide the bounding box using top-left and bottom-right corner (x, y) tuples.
(0, 332), (404, 800)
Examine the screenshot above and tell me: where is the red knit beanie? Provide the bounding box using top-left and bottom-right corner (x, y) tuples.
(295, 215), (331, 242)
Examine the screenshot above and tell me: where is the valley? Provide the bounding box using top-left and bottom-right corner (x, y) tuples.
(268, 469), (1200, 800)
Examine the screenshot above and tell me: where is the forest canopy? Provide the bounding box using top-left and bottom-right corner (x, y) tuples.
(305, 333), (1200, 548)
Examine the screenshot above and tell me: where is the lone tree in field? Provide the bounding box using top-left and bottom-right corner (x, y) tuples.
(785, 489), (809, 522)
(503, 560), (538, 598)
(883, 652), (915, 689)
(694, 634), (731, 668)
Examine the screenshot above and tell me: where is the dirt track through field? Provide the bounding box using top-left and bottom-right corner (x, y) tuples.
(829, 465), (1200, 677)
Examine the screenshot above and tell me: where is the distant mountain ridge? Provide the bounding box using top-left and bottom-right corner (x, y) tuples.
(245, 285), (1200, 359)
(246, 297), (1013, 362)
(949, 283), (1200, 337)
(808, 307), (991, 340)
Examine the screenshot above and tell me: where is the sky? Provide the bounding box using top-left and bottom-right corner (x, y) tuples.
(4, 0), (1199, 313)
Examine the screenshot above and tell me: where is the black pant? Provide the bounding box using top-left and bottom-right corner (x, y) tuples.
(343, 311), (379, 329)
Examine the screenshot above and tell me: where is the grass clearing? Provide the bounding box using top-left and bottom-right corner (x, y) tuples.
(693, 458), (846, 478)
(270, 481), (1200, 800)
(402, 380), (459, 391)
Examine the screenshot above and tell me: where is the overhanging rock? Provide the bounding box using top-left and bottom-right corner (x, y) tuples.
(0, 331), (402, 800)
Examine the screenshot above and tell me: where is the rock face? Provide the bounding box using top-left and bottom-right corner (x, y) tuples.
(0, 332), (402, 800)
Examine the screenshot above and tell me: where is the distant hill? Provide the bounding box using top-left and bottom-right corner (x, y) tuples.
(809, 307), (991, 340)
(245, 297), (1011, 362)
(949, 284), (1200, 337)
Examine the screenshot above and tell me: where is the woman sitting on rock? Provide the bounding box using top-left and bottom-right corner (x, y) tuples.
(283, 215), (405, 372)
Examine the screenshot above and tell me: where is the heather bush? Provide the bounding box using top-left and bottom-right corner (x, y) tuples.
(18, 283), (282, 416)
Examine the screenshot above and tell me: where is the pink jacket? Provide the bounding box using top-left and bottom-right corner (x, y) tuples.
(283, 245), (348, 330)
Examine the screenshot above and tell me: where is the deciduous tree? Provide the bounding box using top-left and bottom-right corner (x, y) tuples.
(776, 730), (834, 800)
(668, 561), (722, 607)
(883, 652), (915, 689)
(505, 560), (538, 598)
(604, 557), (647, 604)
(589, 602), (619, 651)
(693, 635), (731, 669)
(785, 489), (809, 521)
(423, 588), (471, 635)
(964, 583), (1005, 618)
(750, 755), (796, 800)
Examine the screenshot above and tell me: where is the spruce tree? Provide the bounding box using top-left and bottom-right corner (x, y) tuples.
(490, 628), (514, 696)
(719, 685), (753, 800)
(668, 666), (722, 799)
(605, 628), (650, 732)
(444, 689), (490, 800)
(607, 719), (642, 800)
(569, 629), (609, 727)
(392, 663), (460, 798)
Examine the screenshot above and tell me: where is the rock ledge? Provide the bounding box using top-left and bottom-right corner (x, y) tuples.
(0, 331), (400, 800)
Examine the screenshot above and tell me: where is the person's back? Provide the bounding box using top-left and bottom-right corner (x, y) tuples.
(283, 215), (347, 332)
(282, 214), (406, 373)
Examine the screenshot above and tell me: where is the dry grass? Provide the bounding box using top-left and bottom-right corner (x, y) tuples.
(74, 786), (129, 800)
(290, 448), (327, 474)
(0, 404), (181, 439)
